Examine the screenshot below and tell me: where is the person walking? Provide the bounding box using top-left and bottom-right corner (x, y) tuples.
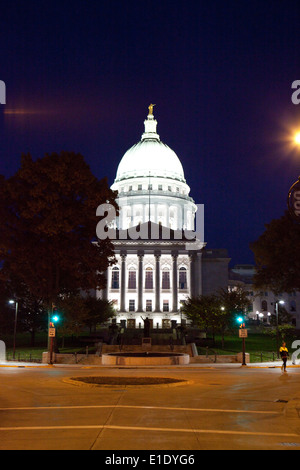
(279, 342), (289, 372)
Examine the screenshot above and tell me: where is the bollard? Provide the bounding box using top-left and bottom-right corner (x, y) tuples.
(0, 341), (6, 363)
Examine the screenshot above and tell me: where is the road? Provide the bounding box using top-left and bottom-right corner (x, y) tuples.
(0, 362), (300, 450)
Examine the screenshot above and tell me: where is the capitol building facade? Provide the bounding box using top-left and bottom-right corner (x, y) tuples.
(98, 106), (230, 329)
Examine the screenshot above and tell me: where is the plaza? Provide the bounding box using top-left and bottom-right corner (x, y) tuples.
(0, 361), (300, 450)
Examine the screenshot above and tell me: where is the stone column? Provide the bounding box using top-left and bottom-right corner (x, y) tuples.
(120, 251), (127, 312)
(165, 204), (170, 227)
(154, 251), (161, 312)
(138, 251), (144, 312)
(143, 204), (148, 223)
(195, 251), (203, 297)
(172, 251), (178, 312)
(103, 268), (109, 301)
(189, 253), (196, 298)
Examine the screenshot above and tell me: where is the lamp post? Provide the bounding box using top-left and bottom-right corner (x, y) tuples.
(9, 300), (19, 360)
(275, 300), (285, 358)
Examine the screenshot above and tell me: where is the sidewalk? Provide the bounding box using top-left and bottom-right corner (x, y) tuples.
(1, 360), (300, 369)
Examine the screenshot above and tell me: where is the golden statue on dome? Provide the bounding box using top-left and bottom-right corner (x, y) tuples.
(148, 103), (156, 115)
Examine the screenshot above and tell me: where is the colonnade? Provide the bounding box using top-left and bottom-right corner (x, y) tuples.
(103, 249), (202, 313)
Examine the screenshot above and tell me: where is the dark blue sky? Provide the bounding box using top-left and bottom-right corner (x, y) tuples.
(1, 0), (300, 266)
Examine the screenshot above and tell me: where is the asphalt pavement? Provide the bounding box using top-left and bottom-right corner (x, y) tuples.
(0, 359), (300, 450)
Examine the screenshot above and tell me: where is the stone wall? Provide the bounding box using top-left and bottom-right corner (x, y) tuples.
(42, 345), (250, 365)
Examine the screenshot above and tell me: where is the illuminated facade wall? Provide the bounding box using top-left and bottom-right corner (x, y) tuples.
(98, 108), (229, 328)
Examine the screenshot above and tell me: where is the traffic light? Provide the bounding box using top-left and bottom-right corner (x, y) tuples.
(52, 305), (60, 324)
(236, 316), (245, 328)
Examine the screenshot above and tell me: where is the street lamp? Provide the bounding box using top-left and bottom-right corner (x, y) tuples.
(267, 312), (271, 324)
(275, 300), (285, 358)
(294, 132), (300, 145)
(8, 300), (19, 360)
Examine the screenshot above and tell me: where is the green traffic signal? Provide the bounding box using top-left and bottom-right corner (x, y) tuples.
(52, 305), (60, 323)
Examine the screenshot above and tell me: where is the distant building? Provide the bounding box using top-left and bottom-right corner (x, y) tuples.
(98, 107), (230, 328)
(229, 264), (300, 328)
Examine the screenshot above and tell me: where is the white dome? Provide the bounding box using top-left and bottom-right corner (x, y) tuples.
(114, 113), (186, 184)
(111, 108), (196, 232)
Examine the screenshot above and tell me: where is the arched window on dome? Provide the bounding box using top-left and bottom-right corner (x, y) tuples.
(111, 267), (120, 289)
(179, 267), (187, 290)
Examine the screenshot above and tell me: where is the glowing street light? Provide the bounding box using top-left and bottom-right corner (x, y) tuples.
(295, 132), (300, 145)
(275, 300), (285, 358)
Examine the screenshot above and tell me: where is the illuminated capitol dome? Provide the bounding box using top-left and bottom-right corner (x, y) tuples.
(99, 105), (230, 330)
(111, 104), (197, 231)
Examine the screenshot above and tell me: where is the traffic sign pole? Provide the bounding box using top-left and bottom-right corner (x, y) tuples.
(242, 337), (246, 366)
(239, 326), (248, 366)
(49, 322), (56, 365)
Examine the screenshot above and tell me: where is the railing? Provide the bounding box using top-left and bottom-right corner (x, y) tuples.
(6, 352), (42, 363)
(117, 189), (194, 203)
(205, 347), (218, 363)
(202, 348), (279, 364)
(250, 351), (278, 363)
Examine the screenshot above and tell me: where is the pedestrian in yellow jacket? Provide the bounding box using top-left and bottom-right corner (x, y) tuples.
(279, 343), (289, 372)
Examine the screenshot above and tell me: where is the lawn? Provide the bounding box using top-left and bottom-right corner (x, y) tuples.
(197, 332), (297, 363)
(2, 329), (299, 364)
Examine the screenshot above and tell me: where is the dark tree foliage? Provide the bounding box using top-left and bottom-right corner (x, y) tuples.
(250, 212), (300, 294)
(0, 151), (118, 311)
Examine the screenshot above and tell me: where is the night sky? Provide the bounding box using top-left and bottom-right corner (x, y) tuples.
(1, 1), (300, 267)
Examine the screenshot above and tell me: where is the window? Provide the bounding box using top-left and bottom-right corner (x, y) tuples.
(145, 268), (153, 289)
(261, 300), (268, 311)
(148, 184), (152, 190)
(168, 186), (172, 191)
(111, 267), (120, 289)
(128, 270), (136, 289)
(127, 318), (136, 328)
(179, 267), (187, 289)
(129, 186), (132, 191)
(146, 300), (152, 312)
(138, 184), (142, 190)
(163, 300), (169, 312)
(162, 271), (170, 289)
(129, 300), (135, 312)
(158, 184), (162, 190)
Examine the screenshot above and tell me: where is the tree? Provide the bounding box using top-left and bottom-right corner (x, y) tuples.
(54, 295), (88, 347)
(0, 152), (118, 317)
(0, 279), (15, 334)
(217, 287), (251, 326)
(182, 289), (250, 348)
(215, 288), (251, 347)
(83, 297), (116, 333)
(16, 293), (47, 347)
(181, 294), (219, 333)
(250, 211), (300, 293)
